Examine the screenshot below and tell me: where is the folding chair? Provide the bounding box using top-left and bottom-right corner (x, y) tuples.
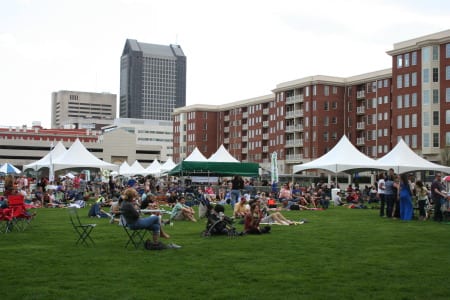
(7, 195), (33, 231)
(0, 208), (13, 233)
(120, 215), (149, 249)
(68, 206), (96, 247)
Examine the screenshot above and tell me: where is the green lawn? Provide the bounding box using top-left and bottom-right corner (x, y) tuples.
(1, 205), (449, 300)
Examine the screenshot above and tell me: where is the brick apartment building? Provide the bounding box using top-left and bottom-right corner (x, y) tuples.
(173, 30), (450, 175)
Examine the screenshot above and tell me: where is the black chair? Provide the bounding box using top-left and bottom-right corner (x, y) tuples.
(68, 206), (96, 247)
(120, 215), (149, 249)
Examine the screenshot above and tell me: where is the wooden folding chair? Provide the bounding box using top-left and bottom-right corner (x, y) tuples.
(120, 215), (149, 249)
(68, 206), (96, 247)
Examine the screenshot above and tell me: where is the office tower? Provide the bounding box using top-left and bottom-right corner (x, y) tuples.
(51, 90), (116, 129)
(120, 39), (186, 121)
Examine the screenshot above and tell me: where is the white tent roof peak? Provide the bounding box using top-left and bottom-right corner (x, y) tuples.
(184, 147), (208, 162)
(208, 144), (239, 162)
(375, 138), (450, 174)
(293, 135), (383, 174)
(52, 138), (118, 171)
(23, 141), (67, 171)
(160, 157), (177, 172)
(145, 159), (162, 175)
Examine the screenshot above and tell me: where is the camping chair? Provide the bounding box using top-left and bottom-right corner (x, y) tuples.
(7, 195), (33, 231)
(68, 206), (96, 247)
(0, 208), (13, 233)
(120, 215), (149, 249)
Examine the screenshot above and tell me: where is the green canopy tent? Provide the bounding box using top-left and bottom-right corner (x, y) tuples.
(168, 161), (259, 177)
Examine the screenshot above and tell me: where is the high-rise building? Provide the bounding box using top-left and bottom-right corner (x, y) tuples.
(120, 39), (186, 121)
(51, 90), (116, 130)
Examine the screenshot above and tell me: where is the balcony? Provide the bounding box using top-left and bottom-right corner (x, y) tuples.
(286, 139), (303, 147)
(224, 115), (230, 122)
(241, 147), (248, 154)
(243, 112), (248, 118)
(286, 125), (295, 132)
(286, 95), (304, 104)
(242, 135), (248, 142)
(263, 108), (269, 115)
(356, 106), (365, 115)
(356, 137), (365, 145)
(285, 154), (303, 162)
(356, 122), (365, 130)
(262, 133), (269, 140)
(262, 121), (269, 127)
(262, 146), (268, 152)
(224, 127), (229, 133)
(223, 138), (229, 144)
(356, 90), (365, 99)
(242, 124), (248, 130)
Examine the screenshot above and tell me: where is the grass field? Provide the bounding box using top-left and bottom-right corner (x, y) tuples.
(1, 205), (450, 300)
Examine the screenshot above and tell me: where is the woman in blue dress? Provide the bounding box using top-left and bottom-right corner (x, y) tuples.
(399, 173), (413, 221)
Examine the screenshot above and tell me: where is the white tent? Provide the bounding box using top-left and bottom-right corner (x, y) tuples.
(129, 160), (146, 176)
(208, 144), (239, 162)
(160, 157), (177, 172)
(184, 147), (208, 162)
(374, 138), (450, 174)
(293, 135), (385, 174)
(119, 161), (132, 176)
(145, 159), (162, 176)
(23, 141), (67, 171)
(52, 139), (119, 171)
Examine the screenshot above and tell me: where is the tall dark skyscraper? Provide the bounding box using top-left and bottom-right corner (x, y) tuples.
(120, 39), (186, 121)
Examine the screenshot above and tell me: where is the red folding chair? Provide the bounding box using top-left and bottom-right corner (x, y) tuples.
(0, 207), (13, 233)
(7, 195), (33, 231)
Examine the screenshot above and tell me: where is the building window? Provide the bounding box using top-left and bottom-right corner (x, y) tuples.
(412, 114), (417, 127)
(412, 135), (417, 148)
(446, 110), (450, 124)
(405, 115), (410, 128)
(332, 86), (337, 94)
(397, 55), (403, 68)
(305, 86), (310, 97)
(447, 88), (450, 102)
(397, 75), (403, 88)
(384, 96), (388, 104)
(423, 112), (429, 126)
(313, 85), (317, 96)
(324, 86), (329, 96)
(412, 51), (417, 65)
(397, 95), (403, 109)
(384, 79), (388, 87)
(404, 94), (410, 107)
(433, 68), (439, 82)
(432, 45), (439, 60)
(422, 47), (430, 63)
(447, 66), (450, 80)
(423, 133), (430, 147)
(404, 73), (410, 87)
(404, 53), (410, 67)
(423, 68), (429, 83)
(397, 115), (402, 129)
(411, 72), (417, 86)
(433, 89), (439, 104)
(433, 132), (439, 147)
(433, 111), (439, 125)
(447, 43), (450, 58)
(423, 90), (430, 105)
(324, 101), (329, 111)
(412, 93), (417, 106)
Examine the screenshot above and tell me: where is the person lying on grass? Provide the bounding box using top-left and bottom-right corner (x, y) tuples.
(121, 188), (170, 247)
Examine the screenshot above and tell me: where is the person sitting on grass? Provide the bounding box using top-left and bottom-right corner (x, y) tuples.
(258, 198), (299, 225)
(170, 196), (197, 222)
(244, 201), (270, 234)
(233, 196), (249, 219)
(121, 188), (170, 247)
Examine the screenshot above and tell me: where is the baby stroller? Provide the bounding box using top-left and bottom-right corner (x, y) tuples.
(201, 204), (240, 238)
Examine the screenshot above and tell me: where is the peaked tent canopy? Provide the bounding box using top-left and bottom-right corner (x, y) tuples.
(129, 160), (146, 176)
(0, 163), (22, 174)
(208, 144), (239, 162)
(119, 161), (132, 176)
(145, 159), (162, 176)
(374, 138), (450, 174)
(23, 141), (67, 171)
(184, 147), (208, 162)
(52, 139), (119, 171)
(160, 158), (177, 173)
(293, 135), (386, 174)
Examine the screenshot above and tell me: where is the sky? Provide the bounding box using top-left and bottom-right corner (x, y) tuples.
(1, 0), (449, 128)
